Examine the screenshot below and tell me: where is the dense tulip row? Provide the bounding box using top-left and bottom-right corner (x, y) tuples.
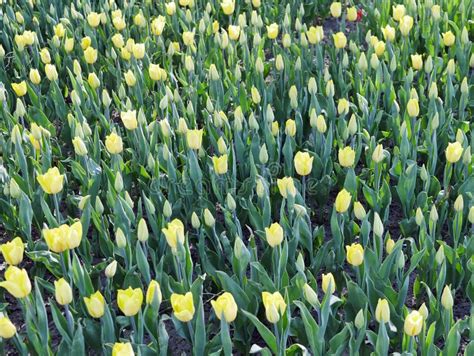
(0, 0), (472, 355)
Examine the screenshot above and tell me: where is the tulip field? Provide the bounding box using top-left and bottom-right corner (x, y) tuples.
(0, 0), (473, 355)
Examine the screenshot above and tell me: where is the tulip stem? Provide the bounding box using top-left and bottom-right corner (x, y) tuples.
(64, 304), (74, 334)
(53, 194), (62, 224)
(273, 247), (280, 290)
(131, 316), (137, 343)
(302, 176), (306, 202)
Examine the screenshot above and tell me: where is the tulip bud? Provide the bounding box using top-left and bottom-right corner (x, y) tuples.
(353, 202), (366, 220)
(204, 209), (215, 227)
(355, 309), (365, 329)
(435, 245), (445, 265)
(373, 212), (384, 237)
(54, 278), (73, 305)
(116, 228), (127, 248)
(375, 298), (390, 323)
(429, 205), (438, 222)
(137, 219), (149, 242)
(454, 195), (464, 212)
(303, 283), (319, 307)
(441, 286), (453, 310)
(105, 260), (117, 278)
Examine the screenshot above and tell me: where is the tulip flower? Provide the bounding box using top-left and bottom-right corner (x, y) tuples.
(277, 177), (297, 198)
(330, 2), (342, 18)
(121, 110), (138, 130)
(392, 4), (406, 21)
(333, 32), (347, 48)
(0, 315), (16, 339)
(441, 286), (453, 310)
(404, 310), (423, 336)
(406, 98), (419, 117)
(84, 291), (105, 318)
(267, 23), (279, 39)
(322, 273), (336, 294)
(262, 291), (286, 323)
(445, 142), (463, 163)
(43, 221), (82, 253)
(212, 154), (228, 175)
(117, 287), (143, 316)
(37, 167), (64, 194)
(112, 342), (135, 356)
(146, 280), (162, 305)
(375, 299), (390, 323)
(265, 223), (284, 248)
(221, 0), (235, 15)
(0, 237), (24, 265)
(294, 151), (314, 176)
(335, 189), (352, 213)
(54, 278), (73, 306)
(12, 81), (27, 97)
(211, 292), (238, 323)
(171, 292), (195, 322)
(442, 31), (455, 47)
(162, 219), (185, 253)
(346, 243), (364, 266)
(338, 147), (355, 167)
(0, 266), (32, 298)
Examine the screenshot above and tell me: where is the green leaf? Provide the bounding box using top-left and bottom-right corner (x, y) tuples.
(241, 310), (277, 354)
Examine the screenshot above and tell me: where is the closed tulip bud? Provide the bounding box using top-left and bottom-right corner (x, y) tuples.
(294, 151), (314, 176)
(446, 59), (455, 75)
(307, 77), (317, 95)
(171, 292), (195, 322)
(374, 41), (385, 57)
(191, 212), (200, 229)
(338, 98), (350, 115)
(161, 200), (171, 218)
(441, 286), (453, 310)
(9, 179), (22, 199)
(355, 309), (365, 329)
(262, 291), (286, 323)
(0, 315), (16, 339)
(212, 154), (228, 175)
(407, 98), (419, 117)
(217, 137), (227, 154)
(0, 237), (24, 266)
(346, 243), (364, 266)
(442, 31), (455, 47)
(322, 273), (336, 294)
(54, 278), (72, 305)
(370, 53), (380, 69)
(375, 299), (390, 323)
(105, 260), (117, 278)
(29, 68), (41, 84)
(145, 280), (162, 306)
(468, 207), (474, 224)
(251, 86), (261, 104)
(326, 80), (335, 97)
(333, 32), (347, 48)
(137, 218), (149, 242)
(124, 70), (136, 87)
(436, 245), (445, 265)
(114, 172), (123, 192)
(335, 189), (352, 213)
(204, 208), (215, 227)
(429, 82), (438, 99)
(312, 114), (326, 133)
(424, 55), (433, 73)
(429, 205), (438, 223)
(347, 7), (357, 21)
(303, 283), (319, 307)
(373, 212), (384, 237)
(265, 222), (284, 247)
(416, 303), (428, 320)
(117, 287), (143, 316)
(460, 77), (468, 94)
(116, 228), (127, 248)
(275, 54), (284, 71)
(358, 52), (368, 72)
(259, 144), (269, 164)
(445, 142), (463, 163)
(454, 195), (464, 212)
(0, 266), (31, 298)
(72, 136), (87, 156)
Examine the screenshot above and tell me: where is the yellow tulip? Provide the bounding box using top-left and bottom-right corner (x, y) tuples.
(72, 136), (88, 156)
(321, 272), (336, 294)
(37, 167), (64, 194)
(375, 298), (390, 323)
(151, 16), (166, 36)
(132, 43), (145, 59)
(262, 291), (286, 323)
(43, 221), (82, 253)
(124, 70), (136, 86)
(186, 129), (203, 150)
(87, 12), (101, 27)
(277, 177), (297, 198)
(445, 142), (463, 163)
(0, 266), (31, 298)
(0, 237), (24, 266)
(372, 144), (384, 163)
(330, 2), (342, 18)
(386, 238), (395, 254)
(228, 25), (240, 41)
(149, 63), (162, 81)
(117, 287), (143, 316)
(112, 33), (124, 48)
(307, 26), (324, 44)
(0, 316), (16, 339)
(285, 119), (296, 137)
(162, 219), (185, 253)
(105, 132), (123, 154)
(374, 41), (385, 57)
(221, 0), (235, 15)
(45, 64), (58, 81)
(337, 98), (350, 115)
(392, 4), (406, 21)
(267, 23), (279, 39)
(353, 201), (366, 220)
(113, 16), (126, 31)
(212, 154), (228, 175)
(404, 310), (423, 336)
(347, 7), (357, 21)
(88, 73), (100, 89)
(381, 25), (396, 42)
(84, 47), (98, 64)
(431, 5), (441, 20)
(294, 151), (314, 176)
(406, 98), (419, 117)
(182, 31), (195, 47)
(335, 189), (352, 213)
(211, 292), (238, 323)
(29, 69), (41, 84)
(146, 280), (162, 305)
(64, 37), (75, 52)
(411, 54), (423, 70)
(171, 292), (195, 322)
(40, 48), (51, 64)
(165, 2), (177, 15)
(333, 32), (347, 49)
(346, 243), (364, 266)
(121, 110), (138, 130)
(84, 291), (105, 318)
(338, 147), (355, 167)
(11, 81), (27, 97)
(442, 31), (455, 47)
(265, 222), (284, 248)
(112, 342), (134, 356)
(54, 278), (72, 305)
(399, 15), (413, 36)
